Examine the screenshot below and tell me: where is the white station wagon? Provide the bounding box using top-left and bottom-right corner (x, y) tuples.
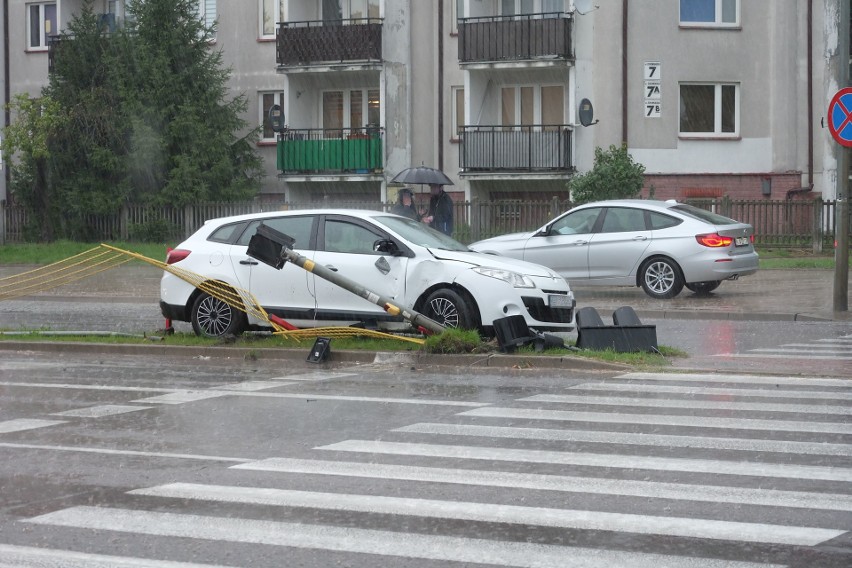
(160, 209), (576, 337)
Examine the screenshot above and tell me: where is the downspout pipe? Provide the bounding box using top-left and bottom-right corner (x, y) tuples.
(622, 0), (628, 145)
(807, 0), (813, 190)
(437, 0), (444, 171)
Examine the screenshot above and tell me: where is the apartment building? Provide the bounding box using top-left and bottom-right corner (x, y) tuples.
(1, 0), (847, 207)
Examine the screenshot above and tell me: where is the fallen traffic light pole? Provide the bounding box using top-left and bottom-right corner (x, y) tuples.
(247, 223), (447, 336)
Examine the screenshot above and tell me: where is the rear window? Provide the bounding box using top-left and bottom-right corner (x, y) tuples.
(209, 222), (247, 243)
(670, 204), (739, 225)
(236, 216), (315, 249)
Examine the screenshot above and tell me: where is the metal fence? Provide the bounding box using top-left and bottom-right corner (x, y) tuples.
(1, 197), (848, 249)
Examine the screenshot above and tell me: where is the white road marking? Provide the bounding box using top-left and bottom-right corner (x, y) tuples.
(214, 381), (293, 391)
(267, 372), (356, 381)
(460, 406), (852, 434)
(0, 419), (65, 433)
(131, 391), (232, 404)
(396, 422), (852, 456)
(228, 392), (491, 407)
(319, 440), (852, 482)
(0, 381), (178, 393)
(233, 457), (852, 511)
(616, 372), (852, 387)
(25, 506), (786, 568)
(0, 442), (251, 463)
(51, 405), (152, 418)
(715, 353), (852, 360)
(568, 382), (852, 400)
(0, 544), (235, 567)
(131, 483), (844, 546)
(520, 394), (850, 415)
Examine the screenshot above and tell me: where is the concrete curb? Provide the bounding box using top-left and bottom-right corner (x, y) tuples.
(0, 340), (631, 372)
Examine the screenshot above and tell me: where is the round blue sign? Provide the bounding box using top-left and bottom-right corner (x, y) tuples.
(828, 87), (852, 147)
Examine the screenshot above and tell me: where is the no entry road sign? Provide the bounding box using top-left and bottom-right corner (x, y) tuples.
(828, 87), (852, 147)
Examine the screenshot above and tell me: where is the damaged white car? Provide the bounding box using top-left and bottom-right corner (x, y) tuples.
(160, 209), (575, 337)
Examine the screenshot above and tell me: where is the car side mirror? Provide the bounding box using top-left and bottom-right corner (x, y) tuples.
(373, 239), (401, 255)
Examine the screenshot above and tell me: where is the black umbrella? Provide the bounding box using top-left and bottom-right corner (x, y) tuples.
(391, 166), (454, 186)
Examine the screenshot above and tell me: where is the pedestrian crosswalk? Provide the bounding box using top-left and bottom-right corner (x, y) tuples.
(717, 333), (852, 361)
(9, 370), (852, 567)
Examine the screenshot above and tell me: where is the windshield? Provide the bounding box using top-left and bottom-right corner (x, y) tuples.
(670, 203), (741, 225)
(374, 215), (470, 251)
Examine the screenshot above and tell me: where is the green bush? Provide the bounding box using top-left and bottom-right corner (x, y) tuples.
(568, 143), (646, 205)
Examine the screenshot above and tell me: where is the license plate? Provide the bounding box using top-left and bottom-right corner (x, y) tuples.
(735, 236), (749, 246)
(548, 294), (574, 308)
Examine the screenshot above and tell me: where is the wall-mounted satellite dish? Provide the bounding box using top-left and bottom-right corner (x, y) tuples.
(578, 98), (599, 127)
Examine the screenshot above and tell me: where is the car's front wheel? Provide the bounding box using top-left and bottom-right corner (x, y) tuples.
(423, 288), (477, 330)
(685, 281), (721, 295)
(191, 292), (246, 338)
(639, 257), (684, 299)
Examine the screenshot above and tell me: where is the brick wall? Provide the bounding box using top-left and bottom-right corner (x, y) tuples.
(641, 173), (809, 201)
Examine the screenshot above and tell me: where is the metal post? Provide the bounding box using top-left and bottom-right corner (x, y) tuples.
(834, 0), (850, 312)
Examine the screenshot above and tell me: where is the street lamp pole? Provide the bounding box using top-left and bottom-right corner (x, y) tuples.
(834, 0), (850, 312)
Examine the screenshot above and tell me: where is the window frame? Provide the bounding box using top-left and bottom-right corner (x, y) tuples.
(198, 0), (216, 34)
(451, 86), (464, 139)
(259, 91), (286, 142)
(259, 0), (286, 40)
(679, 0), (740, 28)
(27, 2), (57, 51)
(500, 84), (565, 131)
(320, 88), (381, 131)
(678, 82), (740, 138)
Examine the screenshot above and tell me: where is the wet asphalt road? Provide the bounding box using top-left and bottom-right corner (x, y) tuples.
(1, 263), (851, 566)
(1, 350), (851, 567)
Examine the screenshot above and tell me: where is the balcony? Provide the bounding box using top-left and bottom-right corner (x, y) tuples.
(458, 13), (573, 64)
(460, 125), (573, 173)
(276, 19), (382, 68)
(277, 127), (384, 175)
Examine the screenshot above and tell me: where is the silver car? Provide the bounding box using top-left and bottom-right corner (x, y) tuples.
(470, 199), (759, 299)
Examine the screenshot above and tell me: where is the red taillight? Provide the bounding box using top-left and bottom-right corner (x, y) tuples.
(695, 233), (733, 248)
(166, 248), (191, 265)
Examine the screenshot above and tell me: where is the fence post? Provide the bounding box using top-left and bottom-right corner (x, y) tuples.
(0, 200), (5, 246)
(184, 204), (193, 239)
(470, 198), (480, 242)
(120, 204), (129, 240)
(551, 196), (560, 219)
(812, 198), (823, 254)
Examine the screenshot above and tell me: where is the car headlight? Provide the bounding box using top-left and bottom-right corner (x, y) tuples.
(472, 266), (536, 288)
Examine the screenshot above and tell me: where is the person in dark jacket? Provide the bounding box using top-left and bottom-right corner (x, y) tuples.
(390, 187), (421, 221)
(424, 184), (453, 236)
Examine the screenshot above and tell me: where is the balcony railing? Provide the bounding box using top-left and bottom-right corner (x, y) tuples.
(277, 127), (384, 175)
(460, 125), (573, 173)
(458, 13), (572, 63)
(276, 18), (382, 66)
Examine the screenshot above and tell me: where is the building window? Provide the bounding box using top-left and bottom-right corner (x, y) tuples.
(260, 92), (285, 141)
(452, 0), (463, 33)
(322, 0), (378, 22)
(28, 2), (57, 50)
(260, 0), (285, 39)
(679, 83), (738, 136)
(680, 0), (738, 27)
(198, 0), (216, 31)
(501, 85), (564, 129)
(322, 88), (380, 133)
(452, 86), (464, 137)
(500, 0), (562, 16)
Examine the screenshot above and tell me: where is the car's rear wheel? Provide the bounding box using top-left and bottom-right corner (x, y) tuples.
(639, 257), (684, 299)
(685, 281), (721, 295)
(191, 292), (246, 338)
(423, 288), (477, 330)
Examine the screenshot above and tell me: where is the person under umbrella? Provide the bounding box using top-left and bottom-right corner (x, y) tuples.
(424, 184), (453, 236)
(390, 187), (421, 221)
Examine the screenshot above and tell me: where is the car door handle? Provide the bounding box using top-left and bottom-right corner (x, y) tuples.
(239, 259), (259, 265)
(325, 265), (339, 272)
(632, 236), (648, 241)
(572, 240), (589, 245)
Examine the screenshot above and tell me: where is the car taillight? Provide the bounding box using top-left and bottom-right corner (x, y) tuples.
(695, 233), (733, 247)
(166, 248), (191, 264)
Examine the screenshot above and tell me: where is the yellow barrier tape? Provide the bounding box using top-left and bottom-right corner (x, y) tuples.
(1, 244), (425, 345)
(0, 247), (131, 301)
